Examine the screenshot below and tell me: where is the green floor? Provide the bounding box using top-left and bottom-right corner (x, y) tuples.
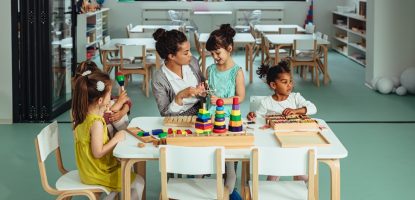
(1, 51), (415, 200)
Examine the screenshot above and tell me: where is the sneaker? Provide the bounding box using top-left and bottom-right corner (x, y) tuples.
(229, 188), (242, 200)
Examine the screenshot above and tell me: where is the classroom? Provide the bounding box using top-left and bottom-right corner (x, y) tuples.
(1, 0), (415, 199)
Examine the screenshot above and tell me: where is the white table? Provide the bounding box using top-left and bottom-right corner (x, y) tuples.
(254, 24), (306, 33)
(114, 117), (348, 200)
(198, 33), (256, 83)
(129, 25), (182, 33)
(265, 34), (331, 85)
(100, 38), (160, 73)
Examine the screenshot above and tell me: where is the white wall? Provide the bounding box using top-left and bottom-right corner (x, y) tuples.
(365, 0), (415, 84)
(104, 0), (342, 39)
(0, 0), (13, 124)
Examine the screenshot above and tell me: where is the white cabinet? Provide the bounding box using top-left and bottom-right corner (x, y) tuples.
(77, 8), (109, 62)
(332, 4), (366, 66)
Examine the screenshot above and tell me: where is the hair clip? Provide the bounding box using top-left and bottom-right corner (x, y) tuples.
(96, 81), (105, 92)
(82, 70), (91, 77)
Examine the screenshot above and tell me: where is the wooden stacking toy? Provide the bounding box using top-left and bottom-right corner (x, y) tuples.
(228, 97), (243, 132)
(195, 104), (212, 135)
(213, 99), (226, 133)
(116, 71), (125, 91)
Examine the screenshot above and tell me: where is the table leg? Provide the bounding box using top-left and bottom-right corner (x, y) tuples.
(240, 160), (250, 199)
(249, 44), (253, 84)
(245, 45), (248, 71)
(315, 161), (320, 200)
(121, 159), (128, 200)
(135, 161), (147, 200)
(320, 159), (341, 200)
(261, 34), (265, 64)
(323, 46), (330, 85)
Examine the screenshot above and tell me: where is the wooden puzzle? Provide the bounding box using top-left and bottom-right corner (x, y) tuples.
(265, 114), (319, 131)
(274, 131), (330, 147)
(126, 127), (158, 143)
(163, 116), (197, 127)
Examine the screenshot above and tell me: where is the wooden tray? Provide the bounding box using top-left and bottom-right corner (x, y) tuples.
(166, 132), (254, 149)
(274, 131), (330, 148)
(126, 127), (158, 143)
(163, 116), (197, 127)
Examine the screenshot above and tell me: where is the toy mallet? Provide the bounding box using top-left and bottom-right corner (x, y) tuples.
(116, 72), (125, 91)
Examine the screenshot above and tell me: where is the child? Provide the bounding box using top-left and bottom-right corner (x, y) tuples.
(206, 24), (245, 199)
(74, 61), (131, 137)
(247, 61), (317, 181)
(152, 28), (206, 116)
(72, 71), (144, 199)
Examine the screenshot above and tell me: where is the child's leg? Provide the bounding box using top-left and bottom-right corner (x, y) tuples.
(103, 192), (118, 200)
(294, 175), (308, 182)
(131, 175), (145, 200)
(225, 161), (237, 192)
(267, 175), (280, 181)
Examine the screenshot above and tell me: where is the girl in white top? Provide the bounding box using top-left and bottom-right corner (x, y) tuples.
(247, 61), (317, 182)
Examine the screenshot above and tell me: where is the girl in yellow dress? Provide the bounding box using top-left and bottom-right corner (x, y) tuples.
(72, 70), (144, 199)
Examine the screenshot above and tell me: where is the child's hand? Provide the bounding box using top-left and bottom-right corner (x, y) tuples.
(247, 112), (256, 121)
(117, 90), (129, 104)
(282, 108), (296, 116)
(109, 110), (124, 122)
(113, 130), (126, 143)
(210, 95), (219, 105)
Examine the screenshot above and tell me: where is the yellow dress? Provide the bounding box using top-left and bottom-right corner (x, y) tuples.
(74, 114), (135, 191)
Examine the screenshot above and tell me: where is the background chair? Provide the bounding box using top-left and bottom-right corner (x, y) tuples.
(235, 10), (262, 33)
(126, 23), (133, 38)
(168, 10), (185, 26)
(159, 145), (229, 200)
(35, 121), (111, 200)
(119, 44), (155, 97)
(247, 147), (316, 200)
(263, 37), (289, 66)
(193, 30), (211, 66)
(290, 39), (320, 86)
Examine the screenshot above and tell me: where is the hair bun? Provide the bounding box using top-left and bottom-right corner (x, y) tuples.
(219, 24), (236, 37)
(153, 28), (167, 41)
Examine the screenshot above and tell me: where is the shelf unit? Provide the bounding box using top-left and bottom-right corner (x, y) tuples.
(77, 8), (109, 62)
(332, 3), (366, 66)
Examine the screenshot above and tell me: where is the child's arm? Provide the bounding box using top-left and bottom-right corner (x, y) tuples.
(110, 90), (129, 112)
(90, 120), (125, 159)
(294, 93), (317, 115)
(109, 103), (129, 123)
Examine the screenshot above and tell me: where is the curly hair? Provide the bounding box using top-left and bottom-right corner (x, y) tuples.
(256, 60), (291, 85)
(206, 24), (236, 51)
(153, 28), (187, 60)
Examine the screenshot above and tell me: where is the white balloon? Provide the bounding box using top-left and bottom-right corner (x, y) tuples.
(396, 86), (407, 96)
(390, 76), (400, 88)
(376, 78), (394, 94)
(400, 67), (415, 94)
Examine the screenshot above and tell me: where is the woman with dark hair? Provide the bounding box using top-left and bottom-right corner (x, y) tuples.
(151, 29), (206, 116)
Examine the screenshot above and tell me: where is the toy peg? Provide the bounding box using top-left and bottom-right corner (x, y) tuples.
(116, 71), (125, 91)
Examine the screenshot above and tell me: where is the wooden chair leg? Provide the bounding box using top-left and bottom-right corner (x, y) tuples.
(145, 69), (149, 97)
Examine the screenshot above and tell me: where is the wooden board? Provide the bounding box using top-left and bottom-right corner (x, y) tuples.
(163, 116), (197, 127)
(166, 132), (254, 149)
(266, 114), (319, 131)
(126, 127), (158, 143)
(274, 131), (330, 148)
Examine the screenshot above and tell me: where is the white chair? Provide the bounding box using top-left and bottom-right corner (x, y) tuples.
(168, 10), (185, 26)
(290, 39), (320, 86)
(249, 96), (266, 112)
(247, 147), (316, 200)
(159, 145), (229, 200)
(263, 37), (289, 65)
(236, 10), (262, 33)
(278, 27), (298, 34)
(126, 23), (133, 38)
(35, 121), (111, 200)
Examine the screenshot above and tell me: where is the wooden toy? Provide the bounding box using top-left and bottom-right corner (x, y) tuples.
(213, 99), (227, 133)
(166, 131), (254, 149)
(195, 104), (212, 135)
(228, 97), (243, 132)
(116, 71), (125, 91)
(163, 115), (197, 127)
(274, 131), (330, 147)
(265, 114), (319, 131)
(126, 127), (157, 143)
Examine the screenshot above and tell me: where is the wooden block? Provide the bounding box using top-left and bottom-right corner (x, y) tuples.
(274, 131), (330, 148)
(166, 132), (254, 149)
(163, 116), (196, 127)
(126, 127), (157, 143)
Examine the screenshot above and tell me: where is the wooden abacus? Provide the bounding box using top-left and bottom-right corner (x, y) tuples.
(265, 114), (319, 131)
(163, 116), (197, 127)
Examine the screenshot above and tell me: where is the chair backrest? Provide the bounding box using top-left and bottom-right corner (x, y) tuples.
(193, 31), (202, 55)
(250, 96), (267, 112)
(126, 24), (133, 38)
(159, 145), (225, 200)
(35, 121), (65, 195)
(315, 31), (323, 39)
(119, 44), (146, 68)
(168, 10), (184, 25)
(251, 147), (316, 200)
(103, 35), (111, 44)
(322, 34), (329, 41)
(279, 27), (297, 34)
(249, 10), (262, 25)
(293, 39), (317, 61)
